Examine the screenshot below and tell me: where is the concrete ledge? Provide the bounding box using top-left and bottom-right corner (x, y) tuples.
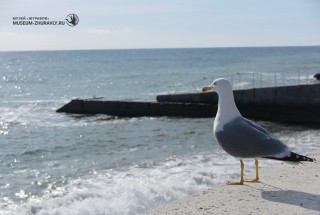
(56, 99), (320, 124)
(157, 83), (320, 106)
(142, 150), (320, 215)
(56, 84), (320, 124)
(56, 99), (216, 118)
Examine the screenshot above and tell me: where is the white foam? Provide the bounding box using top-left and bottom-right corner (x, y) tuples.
(10, 150), (282, 215)
(13, 153), (248, 215)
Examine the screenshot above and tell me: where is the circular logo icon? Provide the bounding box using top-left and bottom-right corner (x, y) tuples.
(65, 14), (79, 27)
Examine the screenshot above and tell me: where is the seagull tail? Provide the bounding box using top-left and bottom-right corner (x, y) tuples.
(263, 152), (314, 162)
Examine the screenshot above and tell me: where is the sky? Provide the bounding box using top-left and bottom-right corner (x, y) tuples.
(0, 0), (319, 51)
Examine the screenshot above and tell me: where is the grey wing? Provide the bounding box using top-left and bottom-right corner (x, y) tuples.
(215, 117), (289, 158)
(244, 118), (270, 136)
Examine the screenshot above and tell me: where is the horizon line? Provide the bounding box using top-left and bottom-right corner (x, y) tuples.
(1, 44), (320, 53)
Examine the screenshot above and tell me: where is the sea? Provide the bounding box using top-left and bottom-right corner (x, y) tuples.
(1, 46), (320, 215)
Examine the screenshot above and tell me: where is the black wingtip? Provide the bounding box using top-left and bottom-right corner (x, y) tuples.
(263, 152), (314, 162)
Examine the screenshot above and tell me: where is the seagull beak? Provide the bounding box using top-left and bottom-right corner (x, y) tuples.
(202, 86), (213, 92)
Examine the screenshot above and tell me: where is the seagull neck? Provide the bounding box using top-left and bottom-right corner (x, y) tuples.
(216, 90), (241, 122)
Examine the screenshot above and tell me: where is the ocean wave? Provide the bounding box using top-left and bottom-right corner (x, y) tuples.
(12, 151), (274, 215)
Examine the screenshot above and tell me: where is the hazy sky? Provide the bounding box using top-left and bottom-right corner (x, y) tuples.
(0, 0), (319, 51)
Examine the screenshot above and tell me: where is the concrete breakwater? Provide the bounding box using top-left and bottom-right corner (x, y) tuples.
(56, 99), (216, 118)
(57, 83), (320, 124)
(157, 83), (320, 106)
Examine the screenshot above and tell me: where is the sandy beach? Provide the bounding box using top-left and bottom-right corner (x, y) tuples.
(143, 150), (320, 215)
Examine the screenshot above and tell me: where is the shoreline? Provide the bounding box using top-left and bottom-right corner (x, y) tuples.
(142, 150), (320, 215)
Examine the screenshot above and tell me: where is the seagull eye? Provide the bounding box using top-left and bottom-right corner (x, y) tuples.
(214, 82), (217, 85)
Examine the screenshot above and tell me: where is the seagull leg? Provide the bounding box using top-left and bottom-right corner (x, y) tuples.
(227, 159), (244, 185)
(245, 159), (259, 182)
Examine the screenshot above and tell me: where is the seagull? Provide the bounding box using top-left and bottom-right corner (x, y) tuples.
(202, 78), (314, 185)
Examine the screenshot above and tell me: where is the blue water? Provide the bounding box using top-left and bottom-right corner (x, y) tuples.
(1, 47), (320, 215)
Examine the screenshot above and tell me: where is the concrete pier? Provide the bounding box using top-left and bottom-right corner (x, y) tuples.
(157, 83), (320, 106)
(57, 83), (320, 124)
(56, 99), (216, 118)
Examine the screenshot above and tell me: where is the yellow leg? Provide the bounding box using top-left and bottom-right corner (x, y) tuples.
(227, 159), (244, 185)
(245, 159), (259, 182)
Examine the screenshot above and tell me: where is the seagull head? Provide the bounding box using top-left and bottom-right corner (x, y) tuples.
(202, 78), (232, 95)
